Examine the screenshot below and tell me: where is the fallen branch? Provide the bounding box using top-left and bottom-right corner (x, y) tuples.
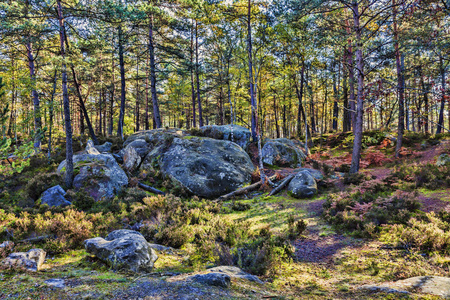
(216, 175), (278, 201)
(138, 182), (166, 195)
(19, 235), (55, 244)
(268, 173), (296, 196)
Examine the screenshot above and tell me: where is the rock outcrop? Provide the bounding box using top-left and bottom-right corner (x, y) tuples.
(200, 125), (252, 150)
(84, 229), (158, 273)
(288, 170), (317, 198)
(40, 185), (71, 207)
(261, 138), (307, 168)
(123, 129), (255, 198)
(1, 249), (46, 272)
(57, 143), (128, 201)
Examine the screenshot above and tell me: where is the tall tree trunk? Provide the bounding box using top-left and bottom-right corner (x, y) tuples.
(145, 54), (150, 130)
(190, 20), (196, 128)
(117, 24), (126, 139)
(195, 20), (203, 127)
(332, 63), (339, 131)
(108, 57), (115, 136)
(26, 41), (41, 151)
(394, 0), (405, 158)
(135, 62), (140, 132)
(349, 1), (364, 174)
(57, 0), (73, 188)
(148, 13), (161, 128)
(273, 94), (280, 138)
(247, 0), (257, 142)
(343, 57), (350, 132)
(346, 20), (356, 130)
(436, 56), (446, 134)
(70, 67), (99, 144)
(296, 60), (305, 136)
(48, 69), (57, 161)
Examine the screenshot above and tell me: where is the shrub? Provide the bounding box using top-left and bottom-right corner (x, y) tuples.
(380, 212), (450, 254)
(287, 215), (307, 239)
(323, 190), (421, 236)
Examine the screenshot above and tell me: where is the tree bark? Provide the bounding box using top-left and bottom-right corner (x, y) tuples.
(436, 56), (446, 134)
(26, 41), (41, 151)
(117, 24), (126, 139)
(190, 20), (196, 128)
(248, 0), (257, 142)
(393, 0), (405, 158)
(48, 69), (57, 161)
(195, 20), (203, 127)
(349, 0), (364, 174)
(148, 13), (161, 128)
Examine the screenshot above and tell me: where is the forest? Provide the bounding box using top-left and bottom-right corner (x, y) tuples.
(0, 0), (449, 299)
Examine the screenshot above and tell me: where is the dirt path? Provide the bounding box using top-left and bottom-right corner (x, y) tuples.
(292, 199), (359, 264)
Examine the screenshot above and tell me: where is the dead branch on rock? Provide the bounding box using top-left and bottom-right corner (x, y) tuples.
(138, 182), (166, 195)
(216, 175), (278, 201)
(268, 173), (296, 196)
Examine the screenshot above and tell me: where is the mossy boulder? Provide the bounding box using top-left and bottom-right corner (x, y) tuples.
(287, 170), (317, 198)
(123, 128), (255, 198)
(57, 151), (128, 201)
(261, 138), (307, 168)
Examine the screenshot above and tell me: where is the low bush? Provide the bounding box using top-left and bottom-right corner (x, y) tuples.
(323, 190), (421, 237)
(380, 212), (450, 254)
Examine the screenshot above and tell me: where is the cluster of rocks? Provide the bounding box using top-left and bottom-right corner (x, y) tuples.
(1, 229), (262, 292)
(34, 125), (317, 207)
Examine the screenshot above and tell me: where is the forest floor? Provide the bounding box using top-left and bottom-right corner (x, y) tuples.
(1, 131), (450, 299)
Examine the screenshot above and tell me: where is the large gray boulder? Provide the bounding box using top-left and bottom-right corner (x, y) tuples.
(200, 125), (252, 150)
(288, 170), (317, 198)
(40, 185), (71, 207)
(140, 134), (255, 198)
(84, 229), (158, 273)
(57, 147), (128, 201)
(1, 249), (46, 272)
(261, 138), (307, 168)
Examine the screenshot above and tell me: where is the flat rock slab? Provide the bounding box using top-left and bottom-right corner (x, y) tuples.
(44, 278), (66, 288)
(2, 249), (46, 272)
(190, 272), (231, 288)
(207, 266), (263, 284)
(359, 276), (450, 298)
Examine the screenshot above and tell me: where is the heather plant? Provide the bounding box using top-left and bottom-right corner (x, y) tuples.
(380, 212), (450, 254)
(323, 190), (421, 236)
